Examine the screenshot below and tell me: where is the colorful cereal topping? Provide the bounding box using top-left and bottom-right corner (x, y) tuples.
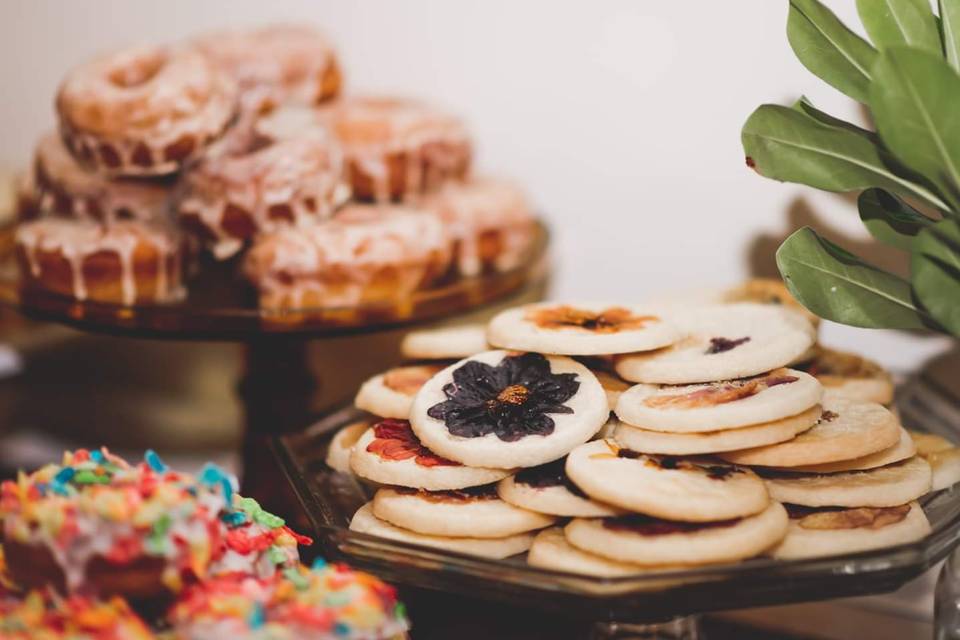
(170, 559), (408, 639)
(0, 588), (154, 639)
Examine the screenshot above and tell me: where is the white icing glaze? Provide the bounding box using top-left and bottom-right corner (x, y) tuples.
(244, 203), (452, 308)
(319, 96), (471, 202)
(192, 24), (339, 109)
(15, 218), (183, 305)
(418, 177), (537, 276)
(33, 131), (172, 222)
(57, 45), (237, 175)
(177, 106), (346, 259)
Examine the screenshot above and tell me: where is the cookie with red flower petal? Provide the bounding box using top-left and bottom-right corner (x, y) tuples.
(487, 303), (680, 356)
(349, 419), (511, 490)
(615, 368), (821, 433)
(409, 350), (608, 468)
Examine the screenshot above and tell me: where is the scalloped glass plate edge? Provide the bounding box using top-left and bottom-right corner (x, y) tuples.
(274, 390), (960, 620)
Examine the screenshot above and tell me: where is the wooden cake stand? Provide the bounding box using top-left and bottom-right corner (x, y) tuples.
(0, 222), (550, 514)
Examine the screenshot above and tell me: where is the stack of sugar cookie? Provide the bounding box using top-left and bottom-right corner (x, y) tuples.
(331, 293), (960, 577)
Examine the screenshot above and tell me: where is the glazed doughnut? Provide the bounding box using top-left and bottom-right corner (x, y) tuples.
(420, 177), (538, 276)
(56, 44), (237, 177)
(33, 132), (172, 223)
(0, 588), (154, 640)
(177, 106), (347, 259)
(169, 560), (409, 640)
(320, 96), (471, 202)
(192, 24), (342, 111)
(15, 217), (185, 306)
(244, 203), (452, 310)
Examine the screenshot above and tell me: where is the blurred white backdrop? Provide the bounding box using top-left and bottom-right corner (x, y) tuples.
(0, 0), (950, 368)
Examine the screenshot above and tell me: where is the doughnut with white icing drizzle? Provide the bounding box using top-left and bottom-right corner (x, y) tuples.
(57, 44), (237, 176)
(243, 203), (453, 310)
(15, 218), (185, 306)
(177, 106), (347, 259)
(192, 24), (342, 111)
(33, 131), (172, 223)
(319, 96), (472, 202)
(420, 177), (537, 276)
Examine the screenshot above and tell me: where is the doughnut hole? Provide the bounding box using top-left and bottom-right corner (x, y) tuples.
(107, 48), (167, 89)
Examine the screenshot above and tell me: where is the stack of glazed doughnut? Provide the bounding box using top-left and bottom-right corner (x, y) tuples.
(14, 24), (539, 310)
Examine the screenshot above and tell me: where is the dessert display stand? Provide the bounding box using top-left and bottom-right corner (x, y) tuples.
(0, 222), (549, 517)
(273, 369), (960, 640)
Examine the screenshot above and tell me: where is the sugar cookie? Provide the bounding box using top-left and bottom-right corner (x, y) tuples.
(410, 351), (608, 468)
(496, 458), (622, 517)
(763, 457), (932, 507)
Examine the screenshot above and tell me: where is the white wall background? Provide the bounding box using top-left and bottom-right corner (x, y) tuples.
(0, 0), (951, 368)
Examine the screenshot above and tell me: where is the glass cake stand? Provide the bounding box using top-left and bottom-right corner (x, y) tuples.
(274, 375), (960, 639)
(0, 221), (550, 515)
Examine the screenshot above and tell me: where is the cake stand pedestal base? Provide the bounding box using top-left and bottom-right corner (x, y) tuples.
(591, 617), (700, 639)
(238, 337), (316, 519)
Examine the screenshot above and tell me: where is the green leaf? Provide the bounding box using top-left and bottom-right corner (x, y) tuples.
(788, 0), (878, 103)
(791, 96), (877, 139)
(856, 0), (941, 53)
(858, 188), (933, 250)
(870, 47), (960, 211)
(742, 104), (949, 209)
(912, 218), (960, 335)
(776, 226), (930, 329)
(940, 0), (960, 71)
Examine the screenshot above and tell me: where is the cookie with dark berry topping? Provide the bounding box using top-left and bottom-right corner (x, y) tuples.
(350, 503), (533, 559)
(565, 502), (788, 566)
(371, 485), (555, 538)
(497, 458), (622, 517)
(770, 501), (930, 560)
(720, 393), (901, 467)
(615, 304), (816, 384)
(565, 440), (769, 522)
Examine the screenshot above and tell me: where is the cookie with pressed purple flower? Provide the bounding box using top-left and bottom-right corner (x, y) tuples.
(487, 303), (680, 356)
(615, 304), (816, 384)
(409, 350), (608, 468)
(770, 501), (930, 560)
(564, 502), (788, 566)
(355, 364), (446, 419)
(497, 458), (622, 517)
(349, 419), (511, 490)
(565, 440), (769, 522)
(371, 485), (554, 538)
(615, 368), (821, 433)
(350, 503), (533, 559)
